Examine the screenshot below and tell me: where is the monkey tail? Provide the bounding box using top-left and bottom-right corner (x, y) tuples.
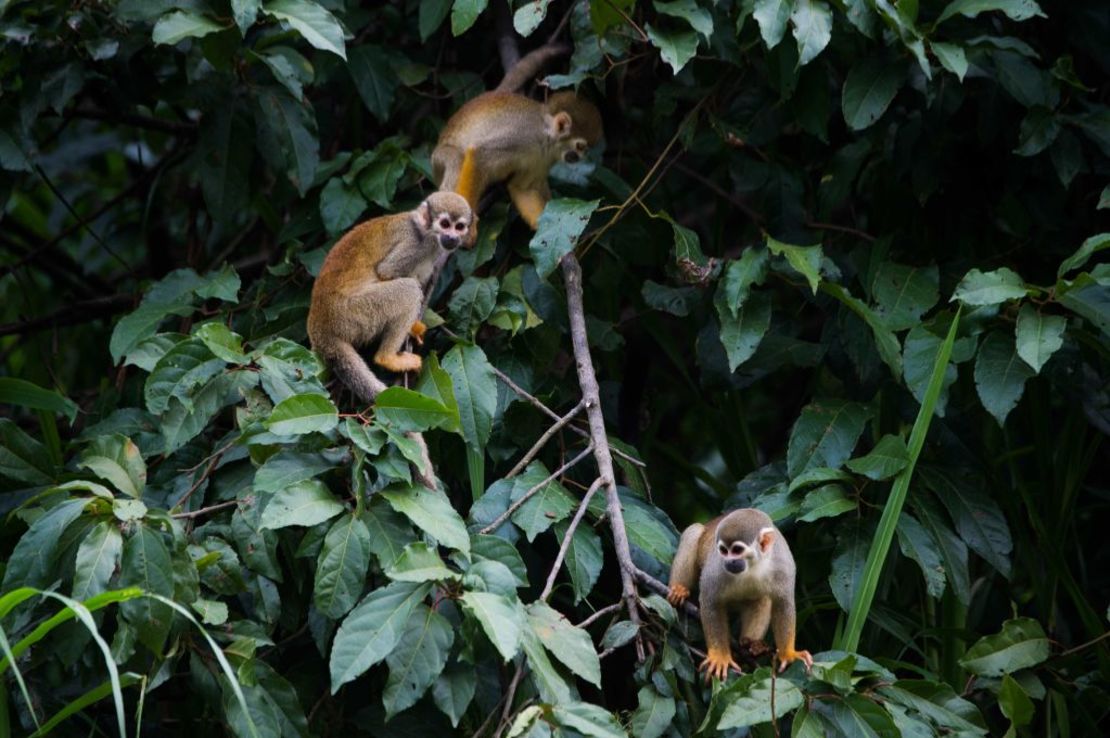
(495, 43), (571, 93)
(454, 147), (482, 211)
(330, 343), (388, 402)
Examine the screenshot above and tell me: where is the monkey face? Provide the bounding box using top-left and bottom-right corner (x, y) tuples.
(717, 539), (753, 575)
(432, 212), (470, 250)
(421, 192), (473, 250)
(561, 138), (589, 164)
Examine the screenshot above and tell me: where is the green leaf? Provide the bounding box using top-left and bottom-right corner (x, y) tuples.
(510, 462), (576, 542)
(553, 519), (603, 604)
(846, 435), (909, 481)
(879, 681), (987, 734)
(513, 0), (550, 36)
(261, 480), (344, 529)
(1057, 232), (1110, 277)
(0, 378), (78, 423)
(903, 325), (958, 416)
(384, 604), (454, 719)
(520, 625), (572, 704)
(448, 276), (499, 337)
(645, 24), (699, 75)
(952, 267), (1028, 306)
(654, 0), (713, 39)
(329, 581), (432, 691)
(420, 0), (452, 40)
(529, 198), (599, 279)
(937, 0), (1045, 25)
(896, 514), (946, 598)
(265, 393), (338, 435)
(715, 670), (804, 728)
(451, 0), (489, 36)
(999, 674), (1035, 727)
(109, 269), (204, 363)
(460, 591), (525, 661)
(347, 44), (398, 122)
(192, 598), (229, 625)
(717, 290), (772, 371)
(441, 343), (497, 452)
(197, 105), (252, 227)
(380, 484), (470, 555)
(433, 662), (477, 727)
(753, 0), (795, 48)
(314, 514), (372, 619)
(72, 522), (123, 601)
(254, 449), (338, 494)
(1015, 107), (1059, 156)
(974, 330), (1034, 425)
(152, 10), (227, 45)
(786, 399), (871, 478)
(78, 434), (146, 498)
(826, 693), (899, 737)
(797, 484), (855, 522)
(842, 56), (906, 131)
(28, 673), (143, 738)
(1014, 303), (1065, 373)
(319, 177), (367, 235)
(196, 264), (241, 303)
(551, 702), (625, 738)
(631, 685), (676, 738)
(361, 497), (417, 570)
(913, 494), (970, 604)
(144, 338), (224, 414)
(822, 283), (904, 379)
(527, 601), (602, 686)
(118, 527), (174, 654)
(791, 0), (832, 66)
(922, 467), (1013, 578)
(374, 387), (458, 433)
(1057, 273), (1110, 335)
(721, 248), (770, 317)
(828, 520), (870, 612)
(932, 42), (968, 81)
(767, 235), (823, 294)
(959, 617), (1049, 676)
(871, 262), (940, 332)
(0, 418), (55, 485)
(262, 0), (346, 59)
(386, 542), (458, 582)
(194, 322), (247, 364)
(1, 498), (88, 591)
(231, 0), (262, 33)
(253, 86), (319, 196)
(1099, 185), (1110, 209)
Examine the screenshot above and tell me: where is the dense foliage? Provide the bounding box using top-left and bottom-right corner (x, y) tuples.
(1, 0), (1108, 736)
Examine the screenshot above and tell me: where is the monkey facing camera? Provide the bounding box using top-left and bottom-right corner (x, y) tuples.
(667, 508), (813, 681)
(307, 192), (473, 402)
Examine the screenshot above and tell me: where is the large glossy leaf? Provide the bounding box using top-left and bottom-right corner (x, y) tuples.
(72, 522), (123, 601)
(786, 400), (871, 478)
(958, 617), (1049, 676)
(974, 330), (1034, 425)
(118, 526), (175, 653)
(459, 591), (525, 662)
(383, 604), (453, 718)
(261, 480), (344, 529)
(380, 484), (470, 555)
(529, 198), (599, 279)
(262, 0), (346, 59)
(0, 378), (78, 423)
(527, 601), (602, 686)
(842, 56), (906, 130)
(1, 498), (88, 591)
(441, 344), (496, 452)
(329, 581), (431, 691)
(314, 514), (372, 619)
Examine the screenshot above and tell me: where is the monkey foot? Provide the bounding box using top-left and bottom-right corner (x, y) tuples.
(375, 352), (422, 373)
(776, 648), (814, 674)
(699, 648), (741, 682)
(737, 637), (772, 660)
(666, 584), (690, 607)
(409, 320), (427, 345)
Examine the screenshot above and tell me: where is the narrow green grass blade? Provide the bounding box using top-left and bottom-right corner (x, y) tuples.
(0, 622), (42, 733)
(467, 445), (484, 502)
(838, 308), (962, 653)
(149, 594), (260, 738)
(29, 673), (142, 737)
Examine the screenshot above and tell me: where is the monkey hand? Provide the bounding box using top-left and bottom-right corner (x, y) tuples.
(776, 647), (813, 674)
(409, 320), (427, 345)
(666, 584), (690, 607)
(699, 648), (741, 682)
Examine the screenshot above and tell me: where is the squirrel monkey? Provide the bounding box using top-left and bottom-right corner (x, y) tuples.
(431, 90), (602, 233)
(667, 508), (813, 681)
(307, 192), (473, 401)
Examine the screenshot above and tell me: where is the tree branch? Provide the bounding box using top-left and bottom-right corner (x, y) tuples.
(0, 294), (134, 337)
(561, 253), (644, 660)
(478, 444), (594, 534)
(505, 399), (585, 479)
(541, 476), (604, 601)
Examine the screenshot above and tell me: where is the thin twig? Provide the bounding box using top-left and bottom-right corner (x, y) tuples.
(634, 567), (699, 619)
(561, 253), (644, 660)
(172, 448), (226, 510)
(479, 444), (594, 534)
(506, 400), (586, 479)
(171, 499), (240, 519)
(577, 602), (623, 629)
(541, 476), (604, 600)
(492, 662), (527, 738)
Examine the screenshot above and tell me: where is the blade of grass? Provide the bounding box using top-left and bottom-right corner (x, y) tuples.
(837, 308), (961, 653)
(0, 622), (42, 733)
(29, 673), (143, 737)
(149, 594), (260, 738)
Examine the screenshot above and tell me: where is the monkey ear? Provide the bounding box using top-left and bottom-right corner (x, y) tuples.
(552, 111), (573, 139)
(414, 201), (432, 229)
(757, 527), (775, 554)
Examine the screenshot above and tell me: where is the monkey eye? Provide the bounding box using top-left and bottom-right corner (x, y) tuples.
(575, 140), (587, 153)
(438, 217), (451, 229)
(717, 543), (728, 555)
(454, 222), (465, 232)
(730, 543), (746, 556)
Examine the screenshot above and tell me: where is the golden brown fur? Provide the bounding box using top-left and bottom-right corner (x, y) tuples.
(667, 508), (813, 680)
(307, 192), (473, 401)
(432, 90), (603, 230)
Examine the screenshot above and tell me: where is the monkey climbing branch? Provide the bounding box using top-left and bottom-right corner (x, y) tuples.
(561, 252), (645, 660)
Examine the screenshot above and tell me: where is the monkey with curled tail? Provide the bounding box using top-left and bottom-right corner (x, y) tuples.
(307, 191), (473, 402)
(668, 508), (814, 681)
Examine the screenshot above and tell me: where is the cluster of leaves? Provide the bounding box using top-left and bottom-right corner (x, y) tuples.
(1, 0), (1108, 736)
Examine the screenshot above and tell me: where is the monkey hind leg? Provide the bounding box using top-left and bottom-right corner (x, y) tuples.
(364, 278), (424, 374)
(329, 342), (388, 403)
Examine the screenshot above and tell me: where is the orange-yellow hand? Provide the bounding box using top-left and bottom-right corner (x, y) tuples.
(699, 647), (741, 682)
(777, 647), (813, 673)
(666, 584), (690, 607)
(409, 320), (427, 345)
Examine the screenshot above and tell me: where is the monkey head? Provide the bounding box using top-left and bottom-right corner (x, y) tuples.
(416, 191), (474, 250)
(715, 513), (776, 576)
(544, 91), (603, 165)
